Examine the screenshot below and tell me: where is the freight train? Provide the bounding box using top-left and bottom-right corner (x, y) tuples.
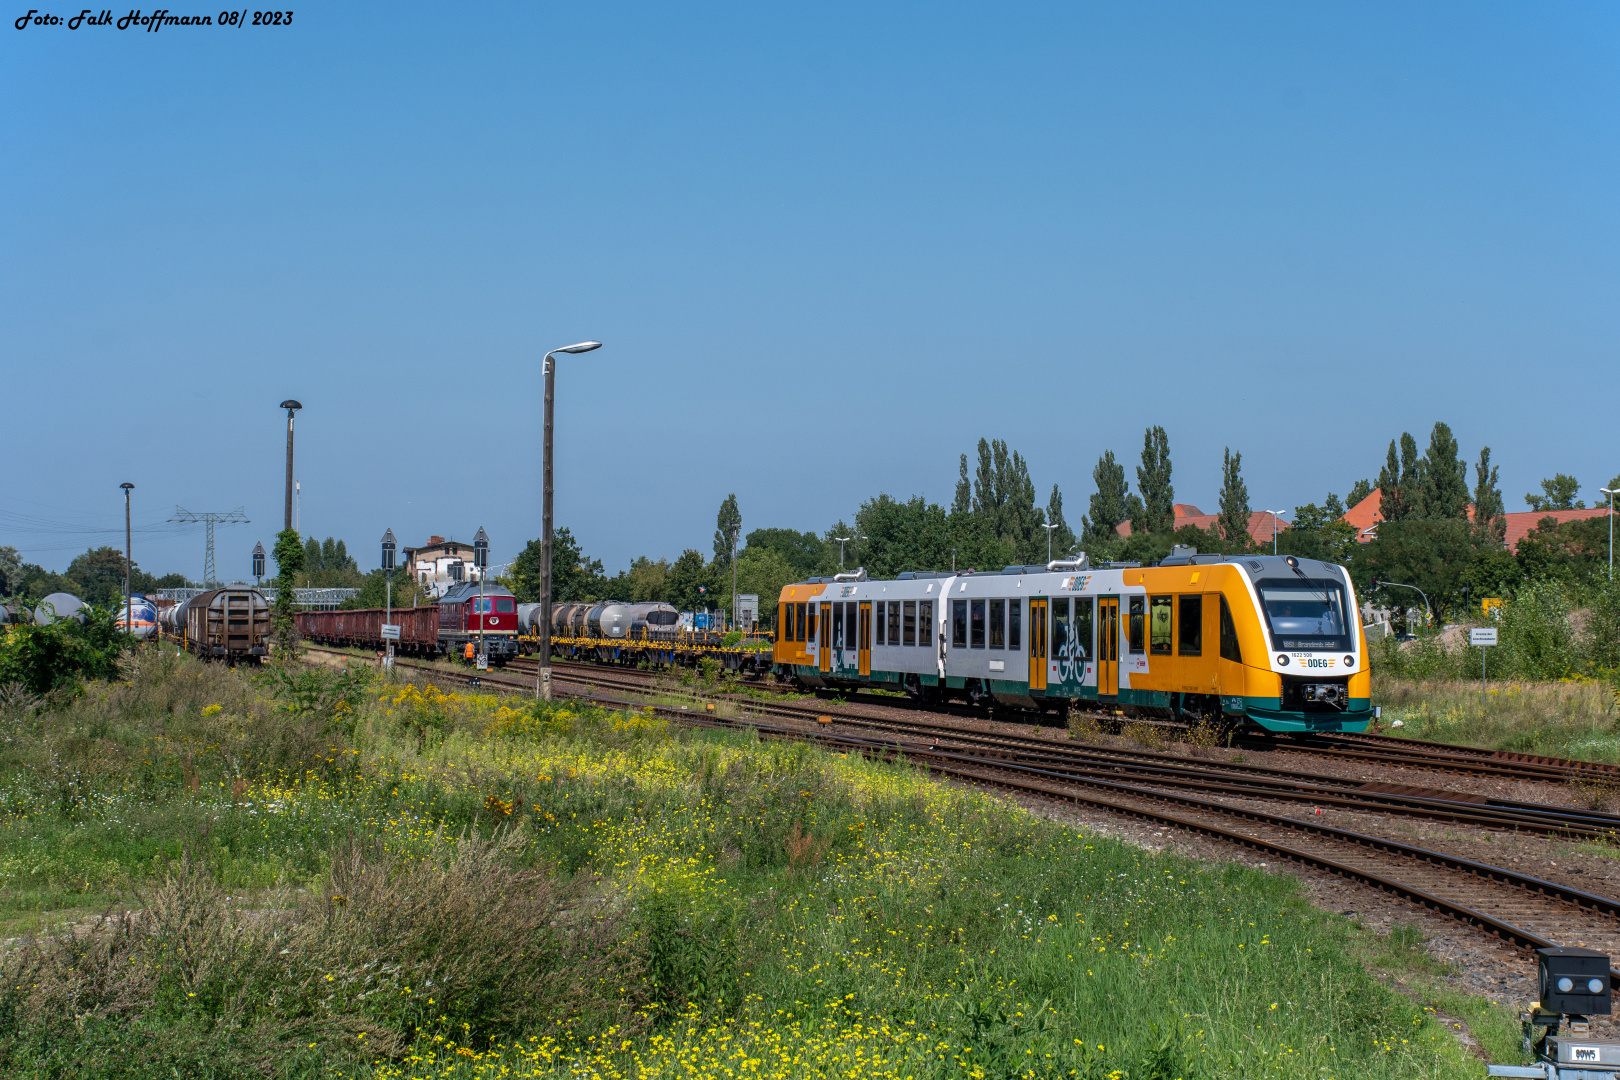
(548, 601), (681, 640)
(160, 588), (272, 664)
(773, 550), (1372, 733)
(295, 580), (523, 664)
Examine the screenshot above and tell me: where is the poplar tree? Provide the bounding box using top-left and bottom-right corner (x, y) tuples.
(1135, 426), (1174, 534)
(713, 494), (742, 567)
(1416, 422), (1469, 520)
(1083, 450), (1130, 542)
(1472, 447), (1506, 547)
(1217, 447), (1251, 547)
(1377, 433), (1421, 523)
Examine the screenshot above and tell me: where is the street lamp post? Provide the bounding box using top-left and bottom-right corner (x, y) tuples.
(834, 536), (851, 570)
(1373, 579), (1433, 630)
(279, 401), (301, 532)
(473, 527), (489, 666)
(728, 523), (741, 633)
(120, 483), (134, 636)
(538, 340), (602, 700)
(1602, 487), (1617, 581)
(381, 529), (396, 670)
(1264, 510), (1286, 555)
(1042, 522), (1059, 564)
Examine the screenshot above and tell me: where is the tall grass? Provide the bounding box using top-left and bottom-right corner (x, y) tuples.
(0, 652), (1517, 1079)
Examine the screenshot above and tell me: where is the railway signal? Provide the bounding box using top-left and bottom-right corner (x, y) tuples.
(474, 527), (489, 667)
(252, 541), (265, 583)
(1490, 948), (1614, 1076)
(382, 528), (397, 670)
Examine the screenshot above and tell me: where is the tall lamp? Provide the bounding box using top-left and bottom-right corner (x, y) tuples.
(120, 483), (134, 636)
(381, 529), (396, 669)
(1602, 487), (1617, 581)
(473, 526), (489, 666)
(537, 340), (603, 700)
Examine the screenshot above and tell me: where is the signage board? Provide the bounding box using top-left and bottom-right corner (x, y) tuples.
(476, 653), (489, 670)
(380, 623), (401, 641)
(1470, 627), (1498, 647)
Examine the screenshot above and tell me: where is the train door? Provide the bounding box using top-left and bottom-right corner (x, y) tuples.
(819, 602), (832, 673)
(858, 602), (872, 677)
(1098, 597), (1119, 697)
(1028, 598), (1047, 690)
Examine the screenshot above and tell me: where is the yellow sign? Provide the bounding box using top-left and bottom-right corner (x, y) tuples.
(1482, 597), (1504, 618)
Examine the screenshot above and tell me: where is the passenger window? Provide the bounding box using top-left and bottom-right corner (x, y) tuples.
(496, 597), (515, 613)
(1220, 596), (1242, 663)
(1051, 597), (1070, 660)
(833, 604), (844, 649)
(1128, 596), (1145, 654)
(1009, 598), (1021, 651)
(919, 600), (932, 647)
(807, 604), (817, 644)
(888, 602), (900, 646)
(1149, 596), (1172, 654)
(797, 603), (807, 643)
(970, 600), (986, 648)
(1073, 597), (1093, 660)
(1178, 595), (1202, 656)
(989, 599), (1005, 649)
(847, 602), (858, 645)
(903, 601), (916, 646)
(952, 600), (968, 647)
(875, 602), (886, 645)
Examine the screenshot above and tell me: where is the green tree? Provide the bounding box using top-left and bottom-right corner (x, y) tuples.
(1217, 447), (1250, 548)
(1515, 515), (1608, 587)
(666, 549), (715, 612)
(1360, 517), (1476, 625)
(713, 494), (742, 568)
(968, 438), (1047, 563)
(1526, 474), (1584, 512)
(0, 601), (127, 693)
(1083, 450), (1130, 543)
(1135, 426), (1173, 535)
(1414, 422), (1469, 520)
(744, 528), (825, 580)
(271, 528), (306, 656)
(1279, 497), (1357, 565)
(1472, 447), (1506, 548)
(952, 455), (972, 516)
(1377, 433), (1420, 524)
(0, 545), (21, 596)
(1346, 479), (1373, 508)
(63, 546), (135, 608)
(507, 527), (605, 603)
(859, 494), (956, 577)
(720, 547), (796, 622)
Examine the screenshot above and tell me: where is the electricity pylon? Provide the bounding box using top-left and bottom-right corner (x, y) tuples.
(170, 507), (249, 586)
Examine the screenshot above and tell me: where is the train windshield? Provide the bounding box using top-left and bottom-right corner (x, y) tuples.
(1257, 579), (1353, 651)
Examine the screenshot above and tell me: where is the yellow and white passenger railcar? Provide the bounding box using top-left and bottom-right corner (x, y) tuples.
(773, 552), (1371, 733)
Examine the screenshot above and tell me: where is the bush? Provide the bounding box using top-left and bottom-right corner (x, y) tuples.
(0, 603), (128, 694)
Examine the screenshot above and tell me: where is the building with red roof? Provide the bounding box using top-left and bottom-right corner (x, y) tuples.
(1116, 505), (1289, 547)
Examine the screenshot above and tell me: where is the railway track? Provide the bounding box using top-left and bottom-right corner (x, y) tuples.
(302, 643), (1620, 986)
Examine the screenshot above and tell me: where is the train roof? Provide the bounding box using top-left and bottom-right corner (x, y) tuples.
(792, 552), (1348, 588)
(437, 581), (516, 603)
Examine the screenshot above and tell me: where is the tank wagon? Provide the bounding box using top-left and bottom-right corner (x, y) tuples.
(296, 581), (522, 665)
(166, 588), (271, 664)
(549, 601), (680, 640)
(773, 551), (1372, 734)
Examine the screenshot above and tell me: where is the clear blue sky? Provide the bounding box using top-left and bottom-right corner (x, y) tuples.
(5, 2), (1617, 581)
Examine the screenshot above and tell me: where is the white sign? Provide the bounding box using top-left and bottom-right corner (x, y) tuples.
(1470, 627), (1498, 646)
(380, 623), (401, 640)
(476, 653), (489, 670)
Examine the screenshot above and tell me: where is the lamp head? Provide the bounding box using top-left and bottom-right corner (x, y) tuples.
(280, 399), (302, 415)
(554, 341), (602, 354)
(120, 482), (134, 491)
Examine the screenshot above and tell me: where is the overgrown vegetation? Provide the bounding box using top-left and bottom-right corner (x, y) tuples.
(0, 654), (1520, 1078)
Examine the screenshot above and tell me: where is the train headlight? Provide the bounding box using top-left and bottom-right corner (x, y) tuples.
(1592, 979), (1607, 994)
(1559, 977), (1575, 993)
(1344, 655), (1355, 667)
(1277, 655), (1289, 666)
